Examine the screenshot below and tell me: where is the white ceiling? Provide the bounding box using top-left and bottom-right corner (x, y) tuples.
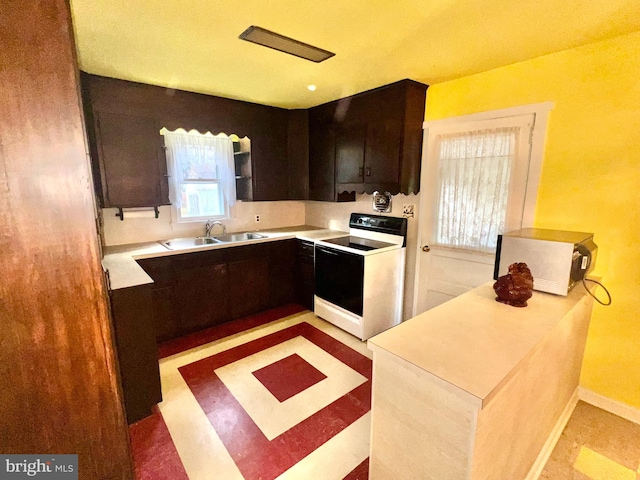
(70, 0), (640, 109)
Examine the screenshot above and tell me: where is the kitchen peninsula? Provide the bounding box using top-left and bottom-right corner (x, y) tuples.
(367, 282), (595, 480)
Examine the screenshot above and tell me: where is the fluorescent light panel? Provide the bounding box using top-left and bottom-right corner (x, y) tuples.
(239, 26), (335, 63)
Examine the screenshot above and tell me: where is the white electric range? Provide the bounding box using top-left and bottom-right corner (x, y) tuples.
(314, 213), (407, 340)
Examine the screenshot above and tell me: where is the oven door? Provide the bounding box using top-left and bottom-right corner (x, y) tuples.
(315, 245), (364, 316)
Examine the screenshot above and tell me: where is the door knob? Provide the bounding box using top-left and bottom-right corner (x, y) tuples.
(422, 245), (430, 252)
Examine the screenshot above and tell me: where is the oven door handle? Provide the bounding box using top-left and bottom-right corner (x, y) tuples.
(316, 246), (342, 256)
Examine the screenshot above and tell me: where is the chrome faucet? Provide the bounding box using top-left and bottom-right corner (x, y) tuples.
(204, 219), (226, 237)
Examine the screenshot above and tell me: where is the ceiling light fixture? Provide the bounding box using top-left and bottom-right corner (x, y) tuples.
(307, 85), (317, 91)
(239, 26), (335, 63)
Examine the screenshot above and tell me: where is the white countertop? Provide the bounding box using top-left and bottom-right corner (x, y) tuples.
(368, 281), (591, 406)
(102, 225), (347, 291)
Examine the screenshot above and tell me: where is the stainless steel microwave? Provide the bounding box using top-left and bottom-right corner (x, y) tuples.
(494, 229), (597, 296)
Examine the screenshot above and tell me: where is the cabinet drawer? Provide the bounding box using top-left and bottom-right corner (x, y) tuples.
(297, 239), (315, 258)
(172, 248), (226, 270)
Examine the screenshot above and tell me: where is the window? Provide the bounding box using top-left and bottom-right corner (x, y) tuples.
(161, 129), (236, 223)
(434, 127), (519, 252)
(423, 113), (536, 254)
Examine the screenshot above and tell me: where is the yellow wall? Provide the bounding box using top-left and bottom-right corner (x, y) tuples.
(425, 31), (640, 407)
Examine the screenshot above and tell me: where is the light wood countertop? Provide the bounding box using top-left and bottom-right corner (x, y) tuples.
(102, 225), (346, 291)
(368, 282), (591, 407)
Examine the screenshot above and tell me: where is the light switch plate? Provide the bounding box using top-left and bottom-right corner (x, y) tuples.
(402, 204), (415, 218)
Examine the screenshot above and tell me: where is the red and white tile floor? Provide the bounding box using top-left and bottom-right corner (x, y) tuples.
(131, 306), (371, 480)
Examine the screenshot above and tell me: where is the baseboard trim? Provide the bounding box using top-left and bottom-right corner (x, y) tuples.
(525, 389), (579, 480)
(578, 387), (640, 425)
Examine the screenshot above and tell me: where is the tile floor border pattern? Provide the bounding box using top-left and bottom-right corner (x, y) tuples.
(179, 321), (372, 480)
(157, 310), (373, 480)
(252, 353), (328, 402)
(215, 336), (368, 441)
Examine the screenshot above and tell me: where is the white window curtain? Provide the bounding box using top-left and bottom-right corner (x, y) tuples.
(434, 127), (519, 252)
(161, 128), (236, 212)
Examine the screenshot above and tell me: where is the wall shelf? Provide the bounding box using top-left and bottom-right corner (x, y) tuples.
(234, 137), (253, 201)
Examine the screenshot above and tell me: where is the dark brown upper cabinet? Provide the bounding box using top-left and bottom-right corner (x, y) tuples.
(309, 79), (428, 200)
(308, 105), (337, 202)
(81, 74), (426, 206)
(93, 111), (169, 208)
(335, 121), (367, 184)
(287, 109), (310, 200)
(81, 73), (290, 206)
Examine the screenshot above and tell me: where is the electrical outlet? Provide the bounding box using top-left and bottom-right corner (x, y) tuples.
(402, 204), (415, 218)
(255, 215), (260, 223)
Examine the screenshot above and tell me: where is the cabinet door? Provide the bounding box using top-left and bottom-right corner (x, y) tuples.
(250, 130), (289, 201)
(176, 263), (230, 333)
(268, 239), (297, 307)
(287, 109), (309, 200)
(365, 118), (402, 184)
(295, 257), (315, 311)
(96, 111), (169, 207)
(136, 257), (179, 341)
(335, 122), (366, 184)
(309, 123), (336, 201)
(151, 286), (179, 341)
(110, 285), (162, 424)
(228, 258), (269, 319)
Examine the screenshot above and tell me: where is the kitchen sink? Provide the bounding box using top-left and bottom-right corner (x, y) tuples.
(160, 232), (267, 250)
(214, 232), (266, 242)
(160, 237), (221, 250)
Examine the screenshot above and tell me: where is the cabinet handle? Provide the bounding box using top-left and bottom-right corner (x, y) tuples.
(104, 268), (112, 292)
(366, 167), (371, 177)
(358, 166), (364, 177)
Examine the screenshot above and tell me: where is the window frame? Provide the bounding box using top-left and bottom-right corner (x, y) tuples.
(162, 130), (234, 225)
(422, 101), (552, 229)
(428, 118), (532, 252)
(174, 177), (229, 224)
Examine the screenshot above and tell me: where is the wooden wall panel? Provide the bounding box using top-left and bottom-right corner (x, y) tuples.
(0, 0), (133, 478)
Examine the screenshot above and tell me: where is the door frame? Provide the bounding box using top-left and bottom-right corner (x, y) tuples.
(412, 102), (553, 317)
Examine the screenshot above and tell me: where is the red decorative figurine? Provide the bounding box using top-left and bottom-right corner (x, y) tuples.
(493, 262), (534, 307)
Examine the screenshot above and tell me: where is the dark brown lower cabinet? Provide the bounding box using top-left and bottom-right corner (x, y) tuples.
(229, 258), (269, 319)
(176, 262), (230, 334)
(136, 256), (180, 340)
(295, 240), (315, 311)
(150, 286), (178, 341)
(267, 239), (297, 307)
(136, 239), (298, 341)
(109, 285), (162, 424)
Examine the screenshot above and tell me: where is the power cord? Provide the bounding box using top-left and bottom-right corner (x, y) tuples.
(582, 277), (612, 306)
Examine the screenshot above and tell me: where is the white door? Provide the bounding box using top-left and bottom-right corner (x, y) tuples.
(413, 105), (550, 315)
